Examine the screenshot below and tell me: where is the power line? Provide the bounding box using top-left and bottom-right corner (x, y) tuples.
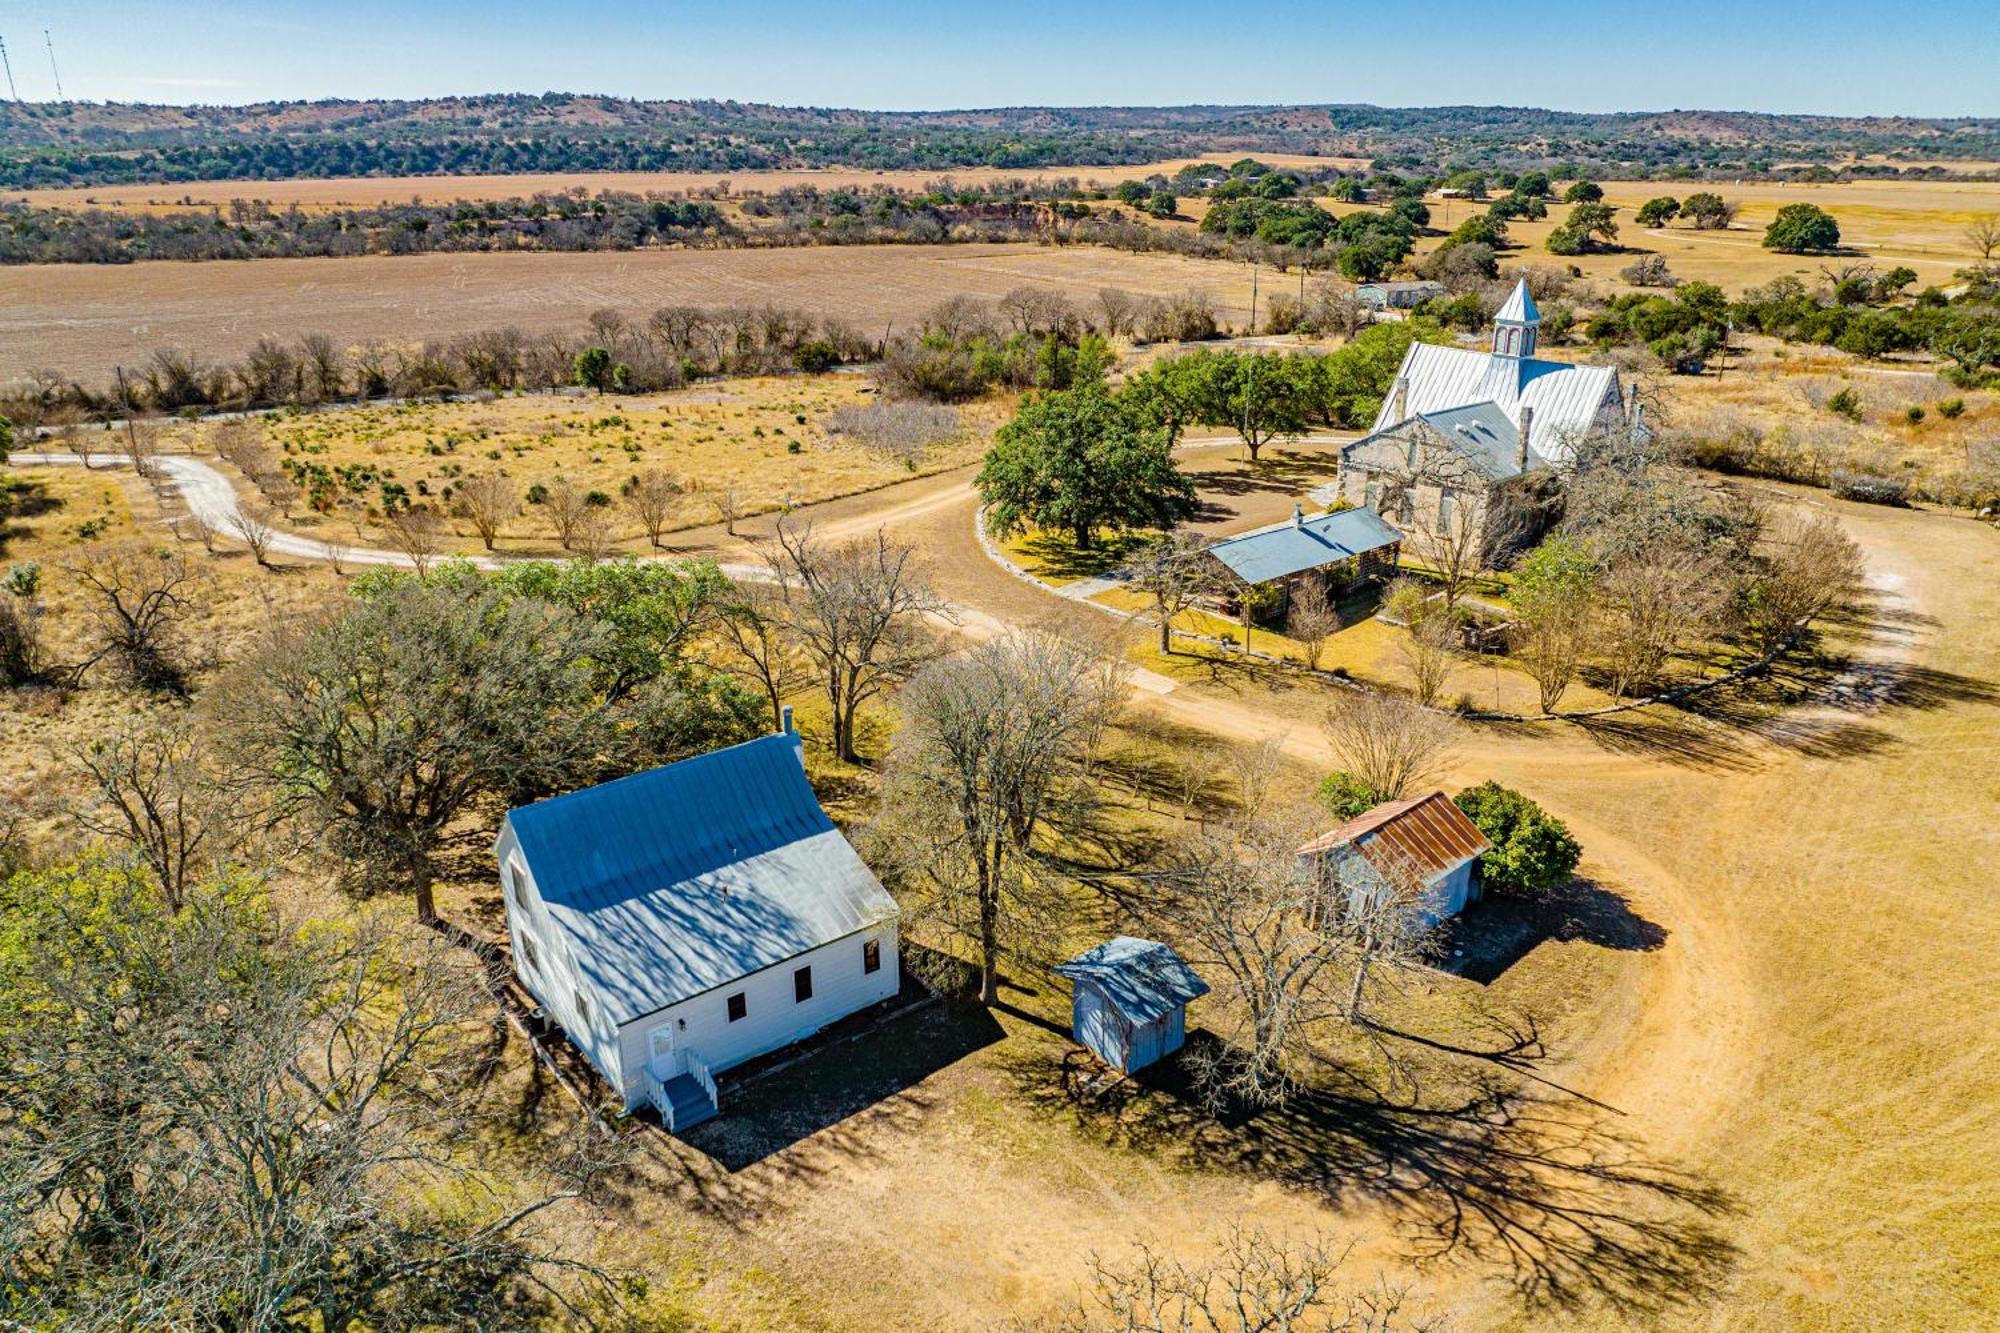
(43, 28), (61, 101)
(0, 39), (18, 102)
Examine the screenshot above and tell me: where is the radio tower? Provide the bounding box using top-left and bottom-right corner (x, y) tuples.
(0, 39), (18, 102)
(43, 29), (62, 100)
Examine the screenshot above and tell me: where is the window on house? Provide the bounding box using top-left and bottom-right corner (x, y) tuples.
(1404, 440), (1418, 468)
(507, 857), (528, 909)
(519, 935), (539, 974)
(727, 992), (747, 1022)
(863, 939), (882, 974)
(1398, 492), (1414, 524)
(794, 966), (813, 1003)
(1363, 483), (1379, 511)
(574, 991), (590, 1026)
(1439, 490), (1455, 529)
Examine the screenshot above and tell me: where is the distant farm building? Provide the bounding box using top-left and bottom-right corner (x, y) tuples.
(1299, 792), (1494, 932)
(1056, 937), (1209, 1074)
(496, 718), (900, 1131)
(1355, 279), (1445, 310)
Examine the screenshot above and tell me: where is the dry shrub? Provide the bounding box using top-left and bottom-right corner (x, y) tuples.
(825, 401), (962, 467)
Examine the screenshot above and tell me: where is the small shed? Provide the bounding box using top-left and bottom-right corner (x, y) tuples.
(1055, 936), (1208, 1074)
(1297, 792), (1494, 931)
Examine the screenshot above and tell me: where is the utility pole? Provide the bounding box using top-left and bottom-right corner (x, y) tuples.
(43, 29), (61, 101)
(0, 39), (17, 102)
(115, 365), (139, 459)
(1248, 262), (1258, 337)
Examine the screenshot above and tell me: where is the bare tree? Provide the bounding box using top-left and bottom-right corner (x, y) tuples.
(714, 484), (742, 537)
(1096, 287), (1139, 339)
(1119, 530), (1219, 653)
(1228, 735), (1288, 819)
(1598, 546), (1728, 697)
(1320, 692), (1458, 800)
(1384, 580), (1458, 708)
(456, 472), (517, 551)
(0, 869), (622, 1330)
(232, 500), (281, 567)
(543, 478), (589, 550)
(625, 467), (681, 548)
(877, 630), (1125, 1004)
(571, 506), (617, 563)
(384, 506), (447, 575)
(1288, 576), (1340, 670)
(1742, 510), (1865, 657)
(1045, 1225), (1423, 1333)
(68, 541), (203, 693)
(180, 505), (219, 553)
(1967, 214), (2000, 266)
(120, 418), (162, 480)
(321, 530), (351, 576)
(64, 712), (239, 912)
(715, 583), (806, 733)
(1308, 830), (1438, 1027)
(765, 518), (949, 763)
(1155, 809), (1347, 1106)
(1373, 445), (1490, 610)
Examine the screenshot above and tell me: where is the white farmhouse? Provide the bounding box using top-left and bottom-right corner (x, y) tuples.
(495, 717), (900, 1131)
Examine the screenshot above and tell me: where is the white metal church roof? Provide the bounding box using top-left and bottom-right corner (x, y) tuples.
(1368, 341), (1620, 463)
(1495, 277), (1540, 325)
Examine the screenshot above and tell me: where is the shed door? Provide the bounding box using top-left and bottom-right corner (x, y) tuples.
(648, 1024), (679, 1078)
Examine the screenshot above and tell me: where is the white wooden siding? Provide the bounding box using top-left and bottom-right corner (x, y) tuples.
(609, 924), (899, 1112)
(497, 823), (623, 1093)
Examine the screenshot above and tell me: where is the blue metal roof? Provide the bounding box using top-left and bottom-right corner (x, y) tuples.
(1413, 401), (1543, 479)
(502, 733), (897, 1024)
(1056, 936), (1209, 1025)
(1207, 505), (1403, 585)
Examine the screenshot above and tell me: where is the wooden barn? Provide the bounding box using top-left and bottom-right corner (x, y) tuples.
(1298, 792), (1493, 932)
(1055, 937), (1208, 1074)
(495, 715), (900, 1131)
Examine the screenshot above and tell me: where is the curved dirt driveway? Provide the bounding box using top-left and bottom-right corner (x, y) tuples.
(13, 449), (1996, 1328)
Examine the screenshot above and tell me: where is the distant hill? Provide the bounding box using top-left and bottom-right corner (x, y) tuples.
(3, 95), (1997, 189)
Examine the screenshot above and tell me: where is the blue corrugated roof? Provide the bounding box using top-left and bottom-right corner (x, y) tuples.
(502, 733), (897, 1024)
(1207, 505), (1403, 585)
(1057, 936), (1208, 1025)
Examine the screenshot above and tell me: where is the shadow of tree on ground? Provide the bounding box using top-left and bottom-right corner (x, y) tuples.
(999, 1031), (1739, 1319)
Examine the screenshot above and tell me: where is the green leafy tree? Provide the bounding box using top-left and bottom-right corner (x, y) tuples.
(1548, 201), (1620, 255)
(0, 413), (12, 465)
(1635, 196), (1681, 227)
(1453, 781), (1582, 898)
(1316, 770), (1385, 820)
(977, 383), (1196, 549)
(1509, 535), (1599, 713)
(1145, 190), (1178, 219)
(1681, 192), (1735, 230)
(1763, 203), (1841, 254)
(1563, 180), (1604, 204)
(1929, 307), (2000, 379)
(572, 344), (613, 392)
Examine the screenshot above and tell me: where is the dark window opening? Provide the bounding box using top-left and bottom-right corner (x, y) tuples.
(794, 966), (813, 1003)
(863, 939), (882, 974)
(519, 935), (539, 974)
(574, 991), (590, 1025)
(727, 992), (747, 1022)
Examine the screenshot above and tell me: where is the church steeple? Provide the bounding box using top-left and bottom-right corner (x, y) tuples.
(1492, 278), (1540, 359)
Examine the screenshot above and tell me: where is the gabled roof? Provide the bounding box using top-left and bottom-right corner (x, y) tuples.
(1056, 936), (1208, 1025)
(1411, 401), (1545, 480)
(502, 732), (897, 1025)
(1207, 505), (1402, 585)
(1367, 340), (1621, 465)
(1495, 278), (1539, 325)
(1298, 792), (1493, 887)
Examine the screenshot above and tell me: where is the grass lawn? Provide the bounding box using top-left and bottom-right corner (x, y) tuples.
(994, 523), (1156, 585)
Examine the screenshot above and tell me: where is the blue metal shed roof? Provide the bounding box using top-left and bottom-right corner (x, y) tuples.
(1207, 505), (1403, 585)
(501, 733), (897, 1025)
(1056, 936), (1209, 1025)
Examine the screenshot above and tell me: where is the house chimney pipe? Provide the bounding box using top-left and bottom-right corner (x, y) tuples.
(1390, 374), (1408, 423)
(780, 704), (795, 735)
(1293, 502), (1305, 527)
(1517, 405), (1533, 472)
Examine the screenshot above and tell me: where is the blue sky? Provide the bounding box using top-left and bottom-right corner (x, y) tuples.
(6, 1), (1996, 117)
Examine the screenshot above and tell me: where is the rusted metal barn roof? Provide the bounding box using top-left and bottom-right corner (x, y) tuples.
(1298, 792), (1492, 885)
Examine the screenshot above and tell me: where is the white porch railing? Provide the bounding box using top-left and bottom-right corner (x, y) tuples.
(686, 1046), (718, 1112)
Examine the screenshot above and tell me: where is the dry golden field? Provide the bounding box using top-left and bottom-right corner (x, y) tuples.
(0, 243), (1267, 384)
(164, 376), (999, 553)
